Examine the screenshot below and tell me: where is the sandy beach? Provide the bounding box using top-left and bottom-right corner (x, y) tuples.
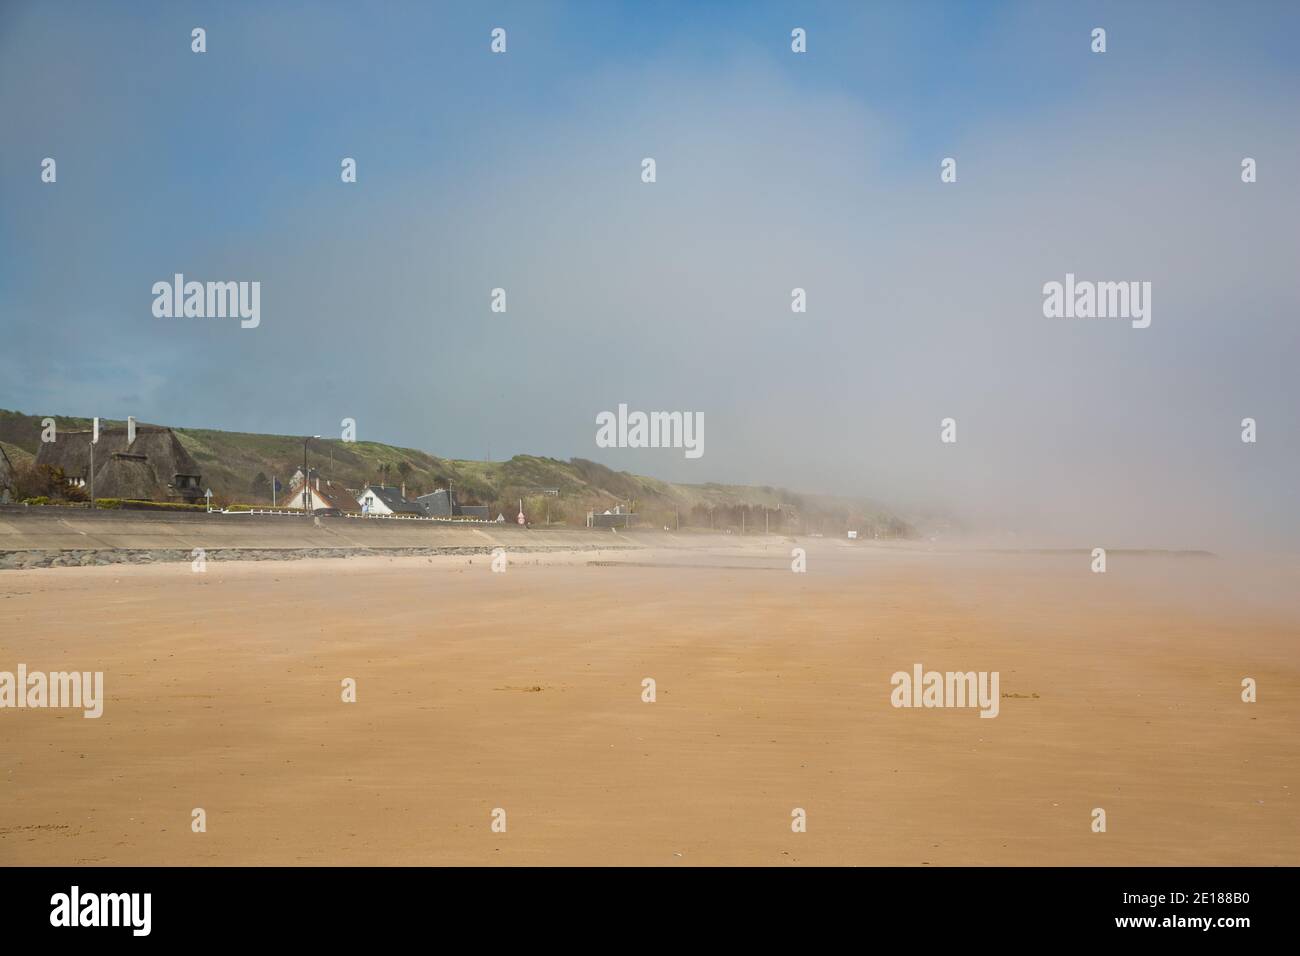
(1, 539), (1296, 866)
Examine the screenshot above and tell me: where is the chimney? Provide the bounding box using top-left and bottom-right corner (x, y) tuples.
(126, 416), (136, 445)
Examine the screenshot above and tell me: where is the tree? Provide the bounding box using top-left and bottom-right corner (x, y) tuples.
(250, 471), (271, 500)
(11, 462), (86, 502)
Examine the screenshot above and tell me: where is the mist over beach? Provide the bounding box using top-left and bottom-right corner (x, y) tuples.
(3, 2), (1298, 551)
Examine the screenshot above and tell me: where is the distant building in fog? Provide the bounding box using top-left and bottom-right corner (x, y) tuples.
(588, 504), (636, 528)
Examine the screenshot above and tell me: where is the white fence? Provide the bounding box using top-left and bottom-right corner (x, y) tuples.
(221, 508), (492, 524)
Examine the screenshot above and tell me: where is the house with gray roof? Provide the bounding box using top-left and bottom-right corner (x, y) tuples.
(414, 488), (489, 519)
(357, 484), (425, 516)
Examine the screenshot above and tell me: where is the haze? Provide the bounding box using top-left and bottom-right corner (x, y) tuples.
(2, 1), (1297, 551)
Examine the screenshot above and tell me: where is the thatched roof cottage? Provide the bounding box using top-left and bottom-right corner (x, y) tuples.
(0, 443), (13, 503)
(34, 422), (203, 503)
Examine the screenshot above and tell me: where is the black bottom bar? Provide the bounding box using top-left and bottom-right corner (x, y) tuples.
(0, 866), (1284, 942)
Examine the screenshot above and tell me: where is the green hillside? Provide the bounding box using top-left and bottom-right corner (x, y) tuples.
(0, 408), (911, 535)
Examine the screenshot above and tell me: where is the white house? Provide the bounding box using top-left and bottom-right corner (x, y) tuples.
(357, 484), (424, 516)
(282, 472), (359, 513)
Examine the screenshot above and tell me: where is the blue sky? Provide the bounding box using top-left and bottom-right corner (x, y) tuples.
(2, 1), (1298, 548)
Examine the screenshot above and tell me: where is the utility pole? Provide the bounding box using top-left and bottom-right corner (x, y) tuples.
(89, 416), (99, 509)
(302, 435), (320, 512)
(765, 508), (769, 534)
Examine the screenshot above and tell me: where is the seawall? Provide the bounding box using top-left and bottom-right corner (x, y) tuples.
(0, 505), (760, 558)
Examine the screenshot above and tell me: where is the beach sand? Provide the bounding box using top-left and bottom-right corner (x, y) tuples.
(1, 540), (1296, 865)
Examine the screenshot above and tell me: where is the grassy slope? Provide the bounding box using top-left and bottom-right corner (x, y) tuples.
(0, 409), (910, 534)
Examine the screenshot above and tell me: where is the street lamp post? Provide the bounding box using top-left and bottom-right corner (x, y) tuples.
(89, 416), (99, 510)
(302, 435), (321, 513)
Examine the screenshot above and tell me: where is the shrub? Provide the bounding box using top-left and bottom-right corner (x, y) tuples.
(225, 503), (306, 512)
(11, 462), (86, 502)
(116, 500), (207, 512)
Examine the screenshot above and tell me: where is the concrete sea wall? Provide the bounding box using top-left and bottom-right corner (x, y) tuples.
(0, 505), (754, 568)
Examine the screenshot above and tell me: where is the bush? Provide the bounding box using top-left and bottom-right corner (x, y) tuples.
(225, 503), (305, 512)
(115, 500), (208, 512)
(11, 462), (86, 502)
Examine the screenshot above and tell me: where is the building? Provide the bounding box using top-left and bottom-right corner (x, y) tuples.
(33, 421), (203, 503)
(0, 444), (14, 503)
(414, 488), (489, 519)
(357, 484), (425, 516)
(281, 471), (361, 513)
(588, 505), (637, 529)
(414, 488), (455, 517)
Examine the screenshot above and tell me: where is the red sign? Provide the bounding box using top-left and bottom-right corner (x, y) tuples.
(517, 512), (526, 526)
